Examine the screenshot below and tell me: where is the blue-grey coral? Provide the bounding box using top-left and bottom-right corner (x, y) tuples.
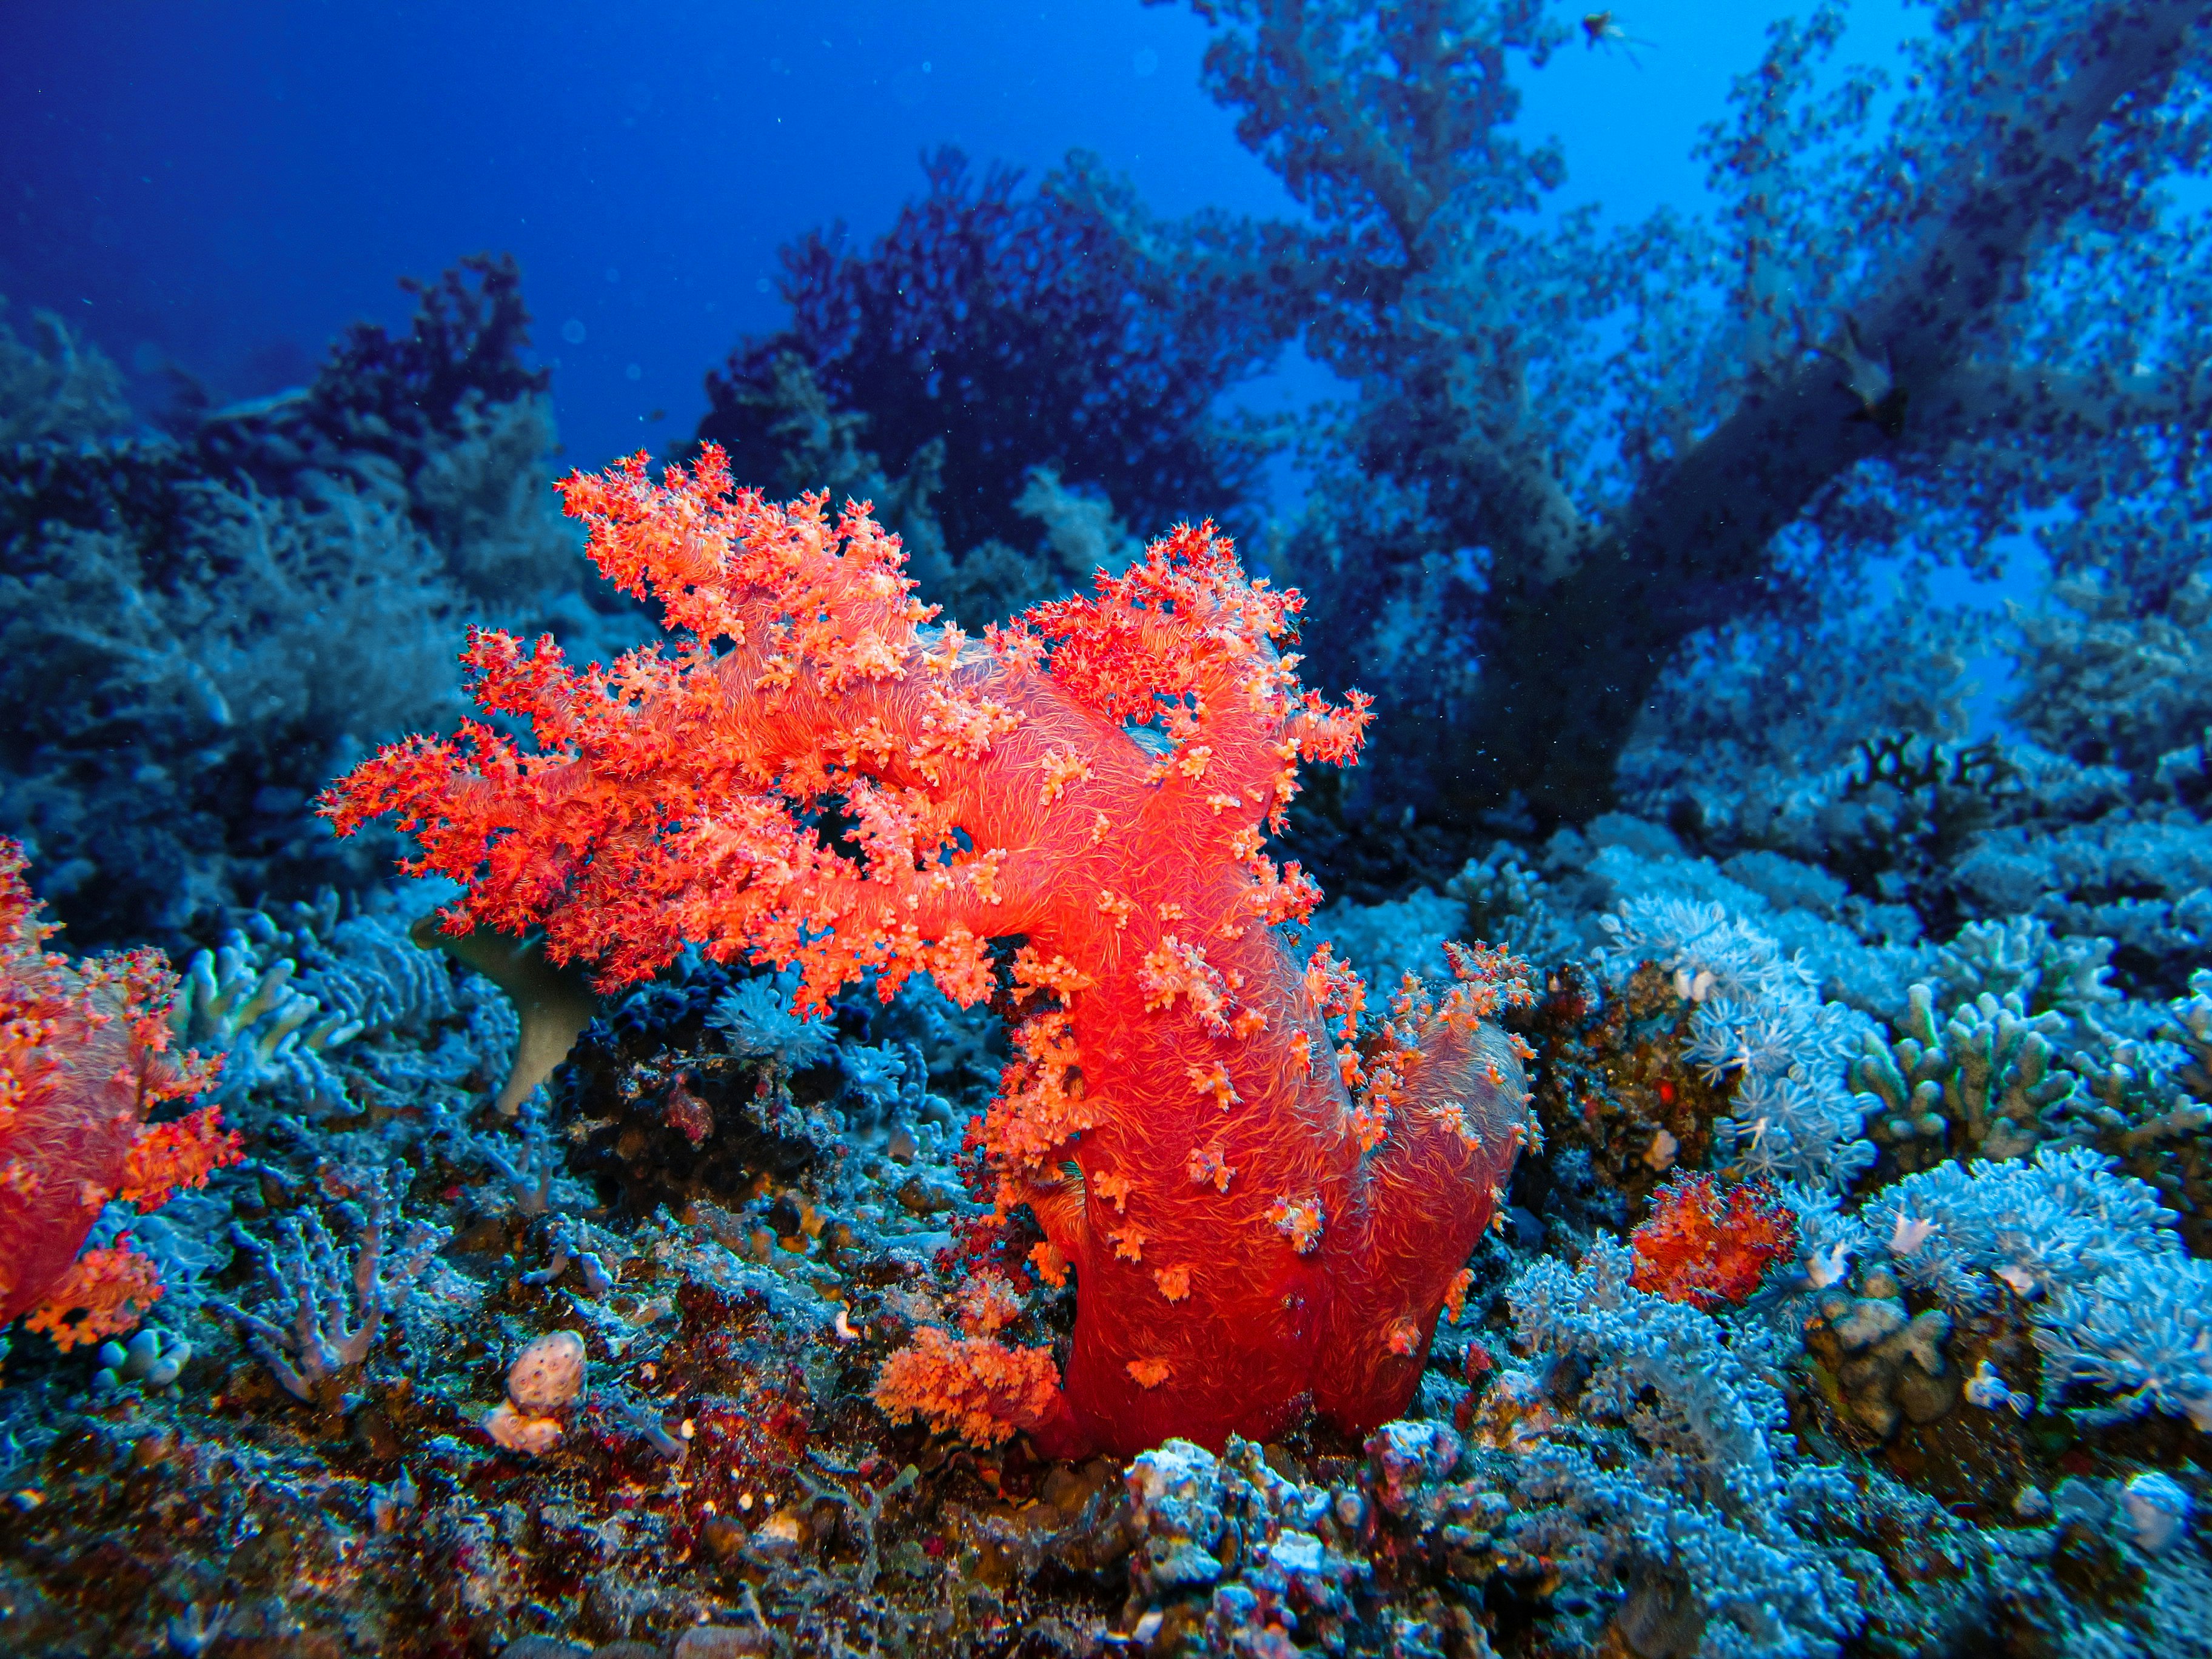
(210, 1163), (451, 1402)
(1502, 1238), (1860, 1659)
(1600, 893), (1876, 1187)
(1851, 984), (2082, 1167)
(2036, 1251), (2212, 1430)
(1860, 1145), (2212, 1429)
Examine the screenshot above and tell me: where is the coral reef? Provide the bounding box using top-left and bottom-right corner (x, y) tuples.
(0, 259), (642, 951)
(2, 6), (2211, 1655)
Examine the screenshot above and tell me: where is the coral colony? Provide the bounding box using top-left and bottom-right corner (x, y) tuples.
(323, 452), (1533, 1459)
(4, 2), (2212, 1657)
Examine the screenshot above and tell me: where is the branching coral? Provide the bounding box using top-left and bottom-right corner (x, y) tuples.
(322, 447), (1532, 1456)
(0, 300), (131, 446)
(703, 149), (1274, 562)
(1850, 983), (2080, 1170)
(167, 932), (361, 1111)
(211, 1163), (449, 1403)
(1137, 0), (2210, 833)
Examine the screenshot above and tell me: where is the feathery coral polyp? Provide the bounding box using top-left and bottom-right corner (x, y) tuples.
(322, 447), (1531, 1456)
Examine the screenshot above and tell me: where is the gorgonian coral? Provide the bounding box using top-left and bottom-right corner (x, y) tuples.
(322, 446), (1532, 1456)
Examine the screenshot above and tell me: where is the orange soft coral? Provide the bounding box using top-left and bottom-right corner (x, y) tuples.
(874, 1326), (1062, 1446)
(1629, 1173), (1800, 1310)
(118, 1104), (244, 1212)
(323, 449), (1532, 1456)
(22, 1235), (164, 1351)
(0, 842), (223, 1339)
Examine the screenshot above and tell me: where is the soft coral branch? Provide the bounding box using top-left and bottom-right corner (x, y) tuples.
(24, 1235), (164, 1352)
(0, 841), (223, 1339)
(323, 446), (1527, 1455)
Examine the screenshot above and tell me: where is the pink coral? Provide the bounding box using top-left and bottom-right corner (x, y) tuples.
(322, 449), (1530, 1456)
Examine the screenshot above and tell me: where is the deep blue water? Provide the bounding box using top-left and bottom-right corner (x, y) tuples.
(4, 1), (1922, 477)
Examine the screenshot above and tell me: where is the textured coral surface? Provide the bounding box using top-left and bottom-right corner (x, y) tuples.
(1629, 1173), (1800, 1310)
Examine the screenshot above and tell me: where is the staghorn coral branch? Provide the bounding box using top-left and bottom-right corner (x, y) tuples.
(212, 1165), (448, 1402)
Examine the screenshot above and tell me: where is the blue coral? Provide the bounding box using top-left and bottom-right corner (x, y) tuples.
(1504, 1239), (1860, 1659)
(2036, 1252), (2212, 1429)
(1600, 893), (1877, 1188)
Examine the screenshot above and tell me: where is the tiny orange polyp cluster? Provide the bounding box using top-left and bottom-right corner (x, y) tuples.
(23, 1237), (165, 1352)
(323, 446), (1533, 1456)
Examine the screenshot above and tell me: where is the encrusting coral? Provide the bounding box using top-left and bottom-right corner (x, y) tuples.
(322, 446), (1533, 1457)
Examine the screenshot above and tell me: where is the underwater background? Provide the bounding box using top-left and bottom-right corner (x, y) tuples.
(3, 1), (2211, 1654)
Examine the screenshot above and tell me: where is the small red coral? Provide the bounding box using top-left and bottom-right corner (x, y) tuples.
(1629, 1173), (1798, 1309)
(954, 1271), (1024, 1336)
(873, 1326), (1061, 1446)
(118, 1104), (243, 1212)
(23, 1235), (164, 1350)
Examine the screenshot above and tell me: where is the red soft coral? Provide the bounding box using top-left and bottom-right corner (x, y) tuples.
(323, 449), (1531, 1456)
(23, 1235), (164, 1352)
(0, 842), (225, 1340)
(1629, 1172), (1799, 1309)
(118, 1104), (244, 1212)
(874, 1326), (1062, 1447)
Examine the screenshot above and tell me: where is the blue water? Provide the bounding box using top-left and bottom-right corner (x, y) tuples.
(5, 1), (1921, 476)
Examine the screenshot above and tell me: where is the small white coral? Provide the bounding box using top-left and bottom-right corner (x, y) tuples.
(709, 974), (837, 1068)
(507, 1329), (587, 1413)
(2123, 1470), (2192, 1553)
(482, 1401), (565, 1457)
(1885, 1212), (1938, 1257)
